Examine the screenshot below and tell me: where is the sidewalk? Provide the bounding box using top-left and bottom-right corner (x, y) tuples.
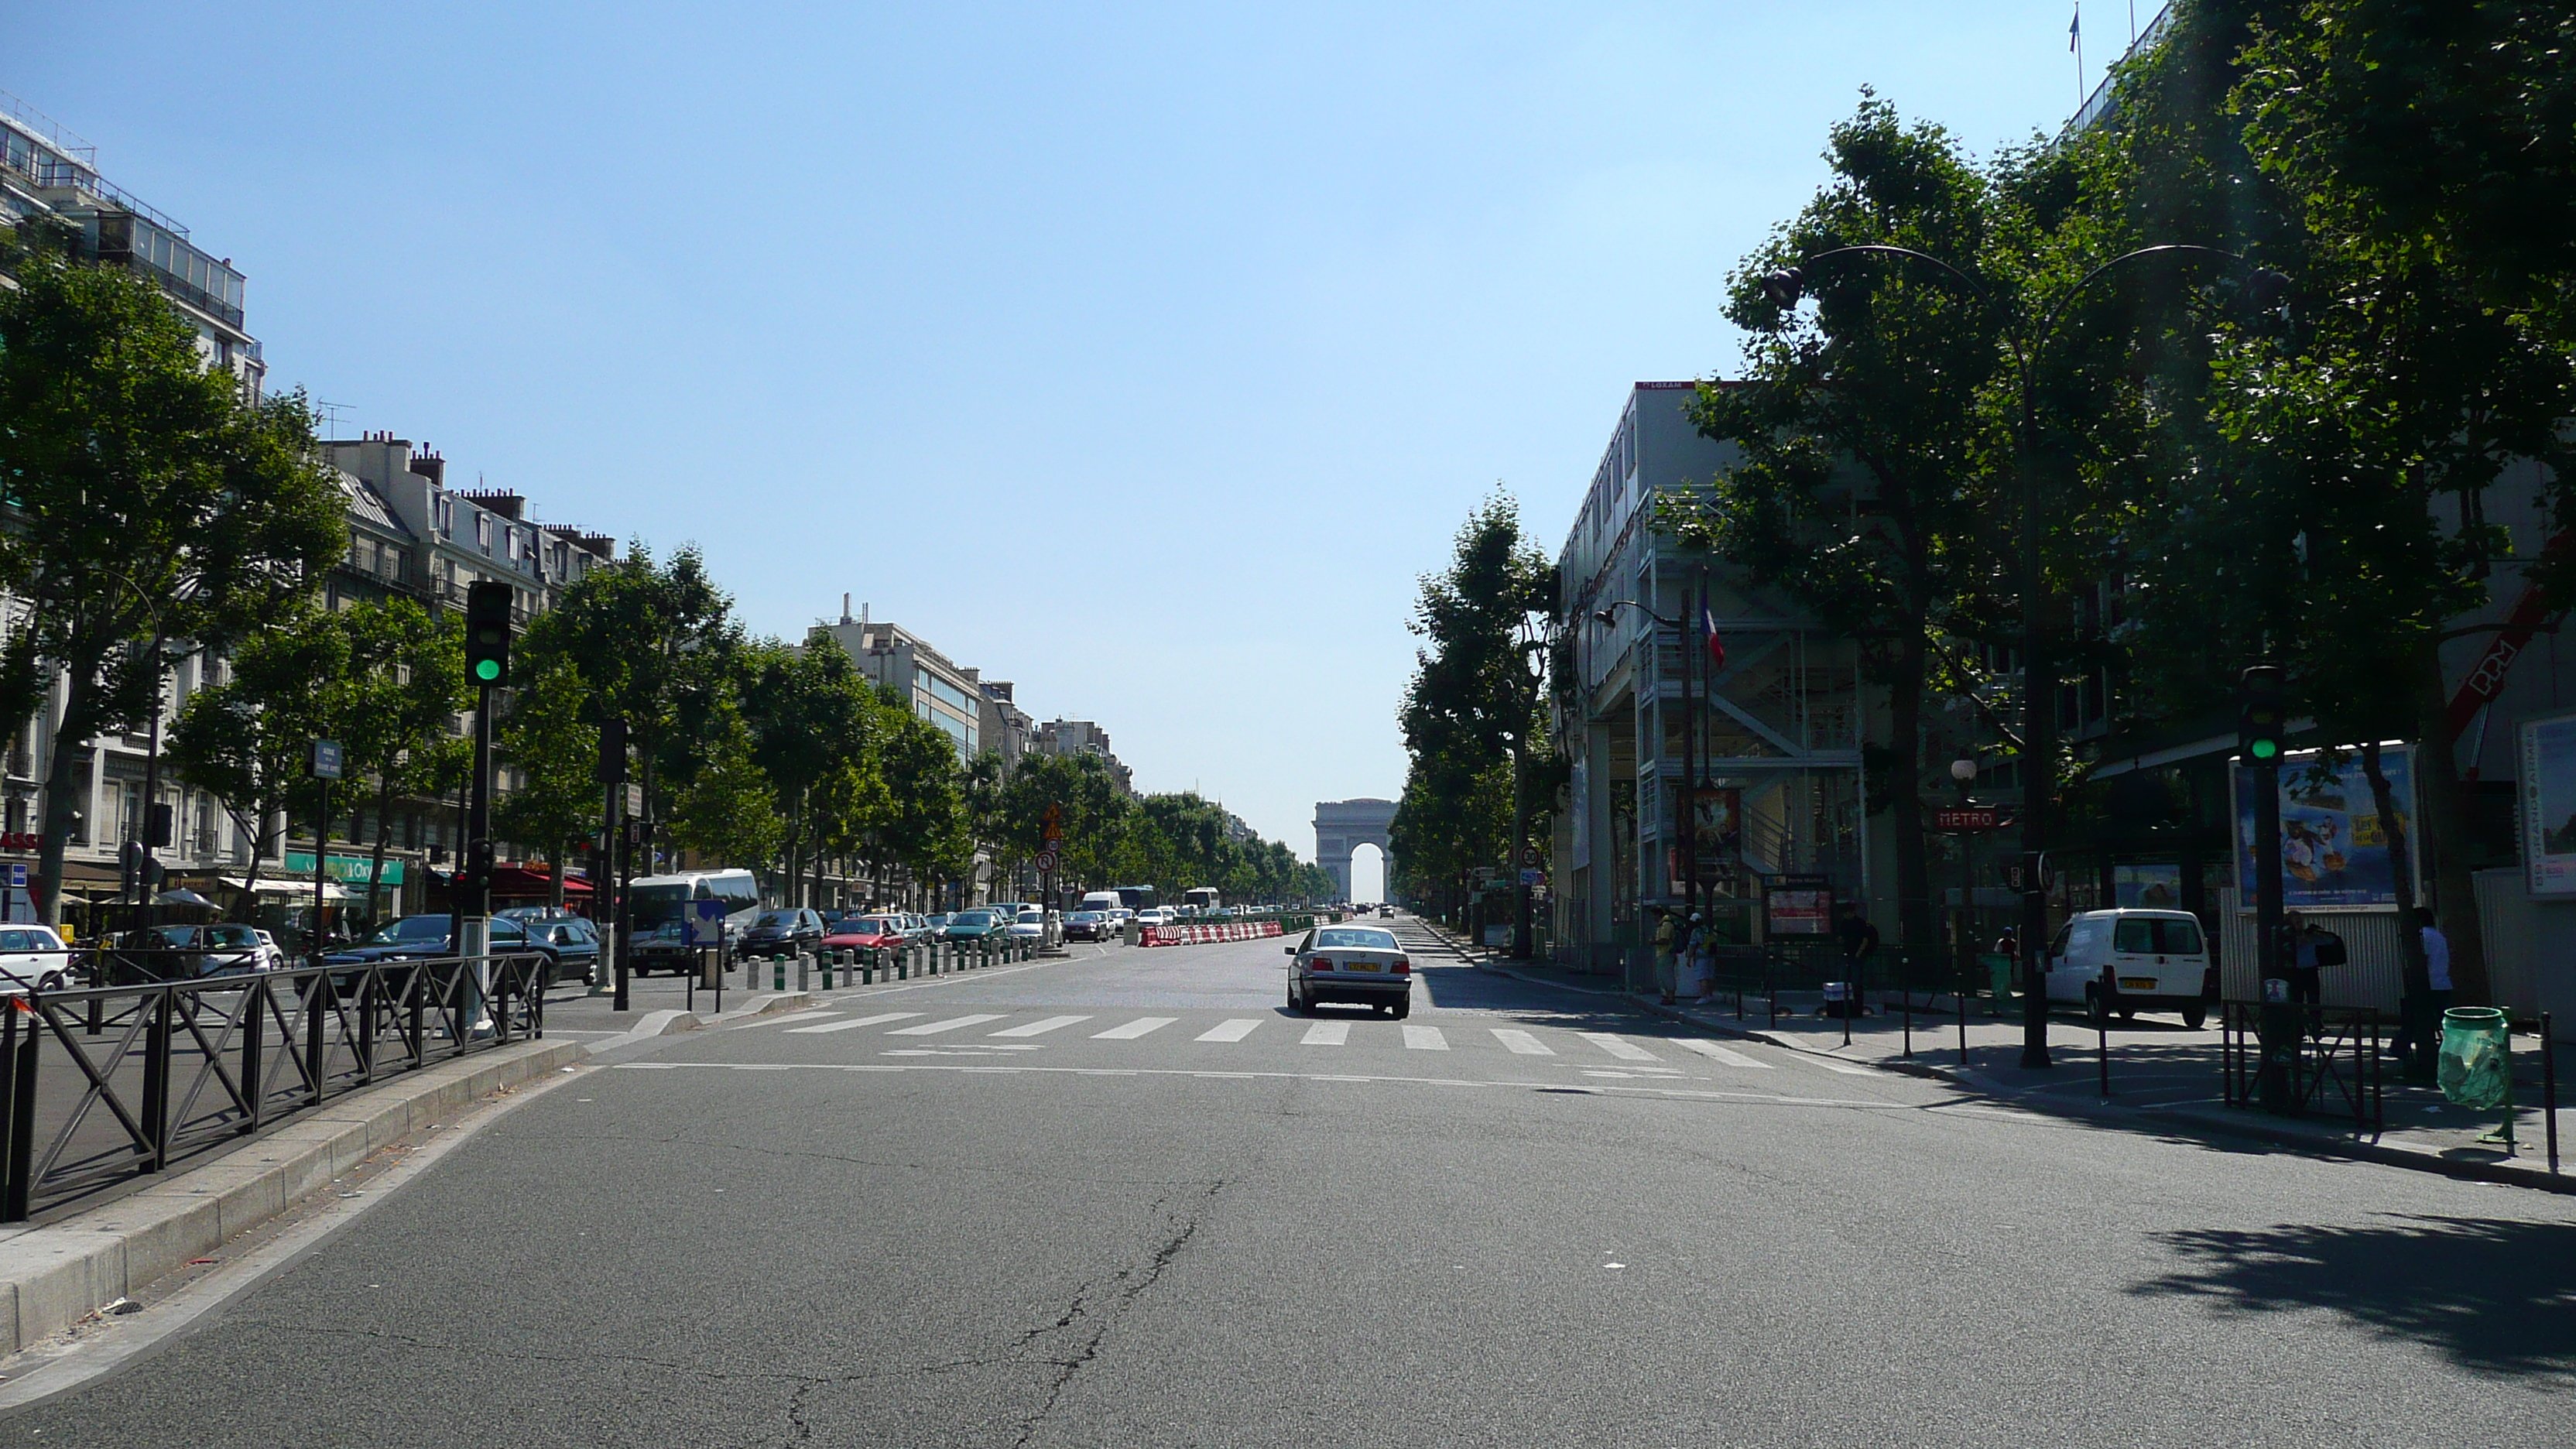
(1413, 924), (2574, 1194)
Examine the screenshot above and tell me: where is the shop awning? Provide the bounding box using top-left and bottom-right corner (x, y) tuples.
(219, 875), (351, 902)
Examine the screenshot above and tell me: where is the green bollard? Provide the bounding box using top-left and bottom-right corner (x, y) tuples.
(773, 956), (786, 992)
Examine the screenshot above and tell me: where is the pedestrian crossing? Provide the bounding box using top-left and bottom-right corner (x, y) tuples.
(753, 1008), (1871, 1074)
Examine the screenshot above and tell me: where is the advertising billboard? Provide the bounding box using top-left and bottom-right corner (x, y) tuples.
(2519, 711), (2576, 896)
(1765, 874), (1833, 936)
(2232, 746), (2417, 908)
(1691, 787), (1741, 882)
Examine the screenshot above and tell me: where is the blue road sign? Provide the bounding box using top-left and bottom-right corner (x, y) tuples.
(5, 864), (22, 889)
(689, 897), (727, 947)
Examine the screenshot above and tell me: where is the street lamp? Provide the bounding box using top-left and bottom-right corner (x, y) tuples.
(1764, 243), (2290, 1069)
(1595, 594), (1700, 993)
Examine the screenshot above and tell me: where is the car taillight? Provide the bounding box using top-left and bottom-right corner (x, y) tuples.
(1392, 958), (1410, 974)
(1311, 957), (1330, 971)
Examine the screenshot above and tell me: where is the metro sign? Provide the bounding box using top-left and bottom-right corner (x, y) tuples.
(1934, 807), (2002, 831)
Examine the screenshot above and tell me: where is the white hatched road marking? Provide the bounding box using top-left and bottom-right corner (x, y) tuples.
(1093, 1016), (1177, 1040)
(888, 1014), (1007, 1036)
(786, 1012), (923, 1034)
(1301, 1021), (1350, 1046)
(1676, 1039), (1773, 1069)
(1578, 1032), (1660, 1062)
(1401, 1025), (1447, 1050)
(1489, 1028), (1553, 1056)
(988, 1015), (1091, 1037)
(1196, 1019), (1262, 1042)
(1789, 1053), (1875, 1075)
(734, 1012), (841, 1029)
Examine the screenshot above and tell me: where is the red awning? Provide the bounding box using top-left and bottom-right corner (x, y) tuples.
(489, 865), (594, 898)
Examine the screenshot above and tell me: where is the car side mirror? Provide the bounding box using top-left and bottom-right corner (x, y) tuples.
(1283, 945), (1297, 954)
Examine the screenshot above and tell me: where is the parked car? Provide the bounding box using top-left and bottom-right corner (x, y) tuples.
(822, 916), (907, 952)
(739, 909), (826, 956)
(1286, 923), (1411, 1018)
(2040, 908), (2215, 1029)
(118, 922), (282, 979)
(1062, 910), (1112, 942)
(522, 916), (603, 985)
(1007, 907), (1049, 945)
(0, 925), (71, 993)
(942, 908), (1009, 943)
(923, 913), (953, 936)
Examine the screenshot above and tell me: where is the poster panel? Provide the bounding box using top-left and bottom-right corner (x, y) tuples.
(2520, 711), (2576, 896)
(2113, 862), (2183, 909)
(2232, 745), (2417, 908)
(1766, 874), (1832, 936)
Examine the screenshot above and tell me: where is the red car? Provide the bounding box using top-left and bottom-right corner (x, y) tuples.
(821, 915), (907, 952)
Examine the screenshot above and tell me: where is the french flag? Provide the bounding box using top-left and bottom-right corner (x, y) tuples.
(1701, 605), (1725, 671)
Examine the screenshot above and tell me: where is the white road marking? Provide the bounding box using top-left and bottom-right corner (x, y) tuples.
(1402, 1025), (1447, 1050)
(785, 1012), (923, 1033)
(1196, 1019), (1261, 1042)
(1490, 1028), (1553, 1056)
(1302, 1020), (1350, 1046)
(729, 1011), (844, 1030)
(988, 1015), (1091, 1037)
(1093, 1016), (1177, 1040)
(1676, 1039), (1773, 1069)
(1787, 1053), (1875, 1075)
(887, 1013), (1007, 1036)
(1578, 1032), (1659, 1062)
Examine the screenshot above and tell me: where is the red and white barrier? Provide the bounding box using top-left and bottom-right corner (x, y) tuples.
(1138, 920), (1286, 947)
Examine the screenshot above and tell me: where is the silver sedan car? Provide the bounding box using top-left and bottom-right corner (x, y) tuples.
(1285, 924), (1412, 1018)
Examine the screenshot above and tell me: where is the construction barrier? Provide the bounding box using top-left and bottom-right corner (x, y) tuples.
(1138, 920), (1287, 947)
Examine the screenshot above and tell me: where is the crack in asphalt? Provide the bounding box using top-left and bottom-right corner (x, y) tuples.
(1009, 1177), (1225, 1448)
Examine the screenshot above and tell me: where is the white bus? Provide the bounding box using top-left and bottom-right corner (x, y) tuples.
(627, 868), (762, 973)
(1182, 886), (1220, 915)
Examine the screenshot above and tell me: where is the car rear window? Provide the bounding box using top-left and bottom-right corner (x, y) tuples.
(1315, 928), (1397, 951)
(2113, 917), (2203, 955)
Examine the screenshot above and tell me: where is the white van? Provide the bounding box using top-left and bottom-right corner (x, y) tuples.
(2041, 909), (2215, 1029)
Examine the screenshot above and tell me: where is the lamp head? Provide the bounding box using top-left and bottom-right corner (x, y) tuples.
(1760, 266), (1807, 310)
(2243, 268), (2293, 313)
(1950, 757), (1978, 783)
(1591, 608), (1619, 627)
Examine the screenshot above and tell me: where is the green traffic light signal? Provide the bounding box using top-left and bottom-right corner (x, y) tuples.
(474, 659), (501, 682)
(2249, 738), (2278, 760)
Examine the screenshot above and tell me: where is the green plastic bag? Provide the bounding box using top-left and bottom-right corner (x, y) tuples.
(2438, 1007), (2512, 1111)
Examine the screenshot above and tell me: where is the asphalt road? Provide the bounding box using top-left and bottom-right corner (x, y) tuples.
(9, 916), (2571, 1447)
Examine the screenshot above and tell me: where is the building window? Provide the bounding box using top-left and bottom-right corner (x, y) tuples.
(476, 515), (492, 553)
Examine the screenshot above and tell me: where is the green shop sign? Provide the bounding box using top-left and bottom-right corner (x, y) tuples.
(283, 853), (406, 886)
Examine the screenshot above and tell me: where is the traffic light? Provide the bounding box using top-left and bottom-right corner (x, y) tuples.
(2238, 664), (2287, 764)
(464, 581), (513, 687)
(466, 837), (496, 887)
(596, 718), (628, 784)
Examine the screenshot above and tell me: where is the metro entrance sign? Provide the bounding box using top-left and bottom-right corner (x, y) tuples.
(1934, 807), (2002, 831)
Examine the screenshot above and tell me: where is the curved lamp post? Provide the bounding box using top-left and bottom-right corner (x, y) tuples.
(1761, 244), (2290, 1069)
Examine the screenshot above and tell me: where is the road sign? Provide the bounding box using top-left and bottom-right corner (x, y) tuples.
(5, 864), (22, 889)
(1519, 868), (1542, 886)
(1034, 849), (1060, 875)
(1520, 847), (1541, 868)
(310, 739), (343, 780)
(1934, 807), (2002, 831)
(689, 897), (727, 947)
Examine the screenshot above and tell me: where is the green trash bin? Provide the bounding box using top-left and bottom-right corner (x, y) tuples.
(1979, 953), (2015, 1015)
(2438, 1006), (2513, 1111)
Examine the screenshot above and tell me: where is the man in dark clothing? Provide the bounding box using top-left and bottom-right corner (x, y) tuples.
(1835, 905), (1879, 1016)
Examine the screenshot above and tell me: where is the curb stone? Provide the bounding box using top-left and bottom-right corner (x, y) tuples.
(0, 1036), (578, 1357)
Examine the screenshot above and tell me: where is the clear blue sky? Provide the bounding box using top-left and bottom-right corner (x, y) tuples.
(11, 2), (2135, 882)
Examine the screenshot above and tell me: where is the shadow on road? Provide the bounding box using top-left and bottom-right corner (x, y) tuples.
(2127, 1214), (2576, 1375)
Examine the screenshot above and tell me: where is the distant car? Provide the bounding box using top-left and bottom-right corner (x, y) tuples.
(321, 914), (560, 992)
(1007, 908), (1049, 944)
(1379, 905), (1394, 919)
(124, 922), (281, 979)
(823, 916), (907, 952)
(1286, 923), (1411, 1018)
(943, 909), (1009, 943)
(524, 916), (603, 985)
(1062, 910), (1112, 942)
(739, 909), (826, 955)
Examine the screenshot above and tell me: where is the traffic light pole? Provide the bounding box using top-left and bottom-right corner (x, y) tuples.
(2241, 662), (2295, 1112)
(464, 686), (493, 1029)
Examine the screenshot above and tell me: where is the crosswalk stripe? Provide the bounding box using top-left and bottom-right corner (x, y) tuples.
(786, 1012), (923, 1034)
(1578, 1032), (1659, 1062)
(888, 1014), (1007, 1036)
(1489, 1028), (1553, 1056)
(1301, 1021), (1350, 1046)
(1195, 1019), (1261, 1042)
(1093, 1016), (1177, 1040)
(1676, 1039), (1772, 1069)
(988, 1015), (1091, 1037)
(742, 1011), (842, 1029)
(1401, 1025), (1447, 1050)
(1790, 1053), (1875, 1075)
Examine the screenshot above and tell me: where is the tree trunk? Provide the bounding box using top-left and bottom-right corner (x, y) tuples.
(2410, 647), (2490, 1003)
(365, 776), (395, 935)
(35, 670), (101, 930)
(2359, 739), (2430, 997)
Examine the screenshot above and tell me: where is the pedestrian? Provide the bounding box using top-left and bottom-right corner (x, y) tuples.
(2391, 906), (2454, 1076)
(1650, 909), (1678, 1005)
(1684, 912), (1715, 1002)
(1992, 926), (2019, 1010)
(1836, 903), (1879, 1016)
(2280, 909), (2324, 1034)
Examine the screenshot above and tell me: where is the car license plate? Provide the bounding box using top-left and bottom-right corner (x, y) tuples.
(2119, 977), (2156, 991)
(1347, 961), (1380, 972)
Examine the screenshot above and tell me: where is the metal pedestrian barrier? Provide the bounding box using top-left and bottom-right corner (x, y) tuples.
(0, 950), (546, 1223)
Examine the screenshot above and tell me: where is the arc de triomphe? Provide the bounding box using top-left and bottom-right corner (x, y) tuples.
(1314, 798), (1397, 902)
